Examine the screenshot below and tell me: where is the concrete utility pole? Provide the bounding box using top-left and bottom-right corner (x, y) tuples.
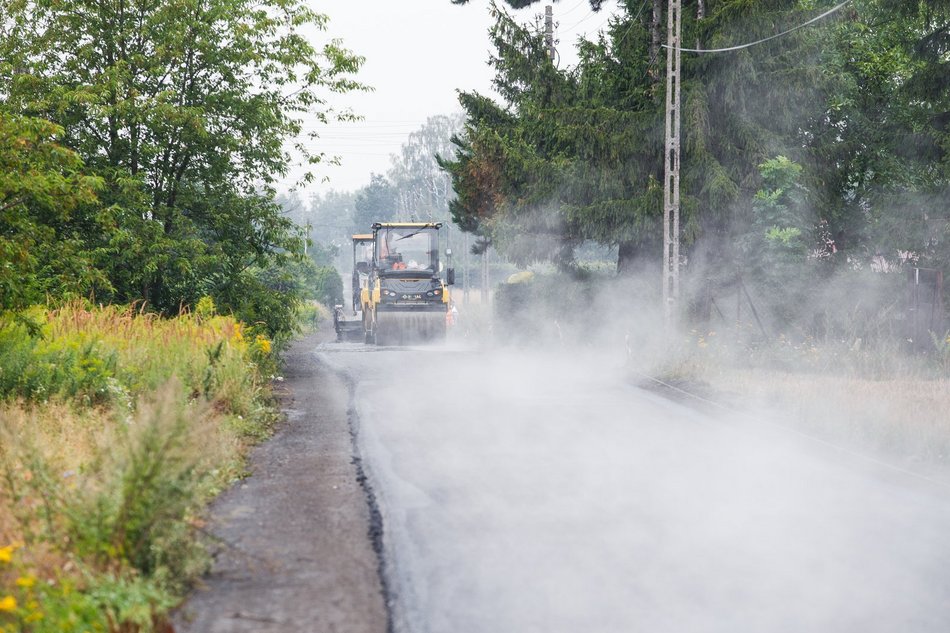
(481, 247), (490, 306)
(662, 0), (682, 322)
(463, 232), (470, 303)
(545, 5), (555, 61)
(650, 0), (662, 71)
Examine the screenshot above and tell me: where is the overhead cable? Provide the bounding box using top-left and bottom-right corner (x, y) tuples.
(663, 0), (852, 54)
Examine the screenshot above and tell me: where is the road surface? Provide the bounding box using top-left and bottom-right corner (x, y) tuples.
(320, 340), (950, 633)
(176, 335), (950, 632)
(174, 335), (387, 633)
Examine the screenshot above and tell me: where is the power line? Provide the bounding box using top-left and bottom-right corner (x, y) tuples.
(558, 0), (589, 19)
(591, 12), (614, 35)
(562, 8), (599, 32)
(663, 0), (851, 54)
(615, 0), (649, 47)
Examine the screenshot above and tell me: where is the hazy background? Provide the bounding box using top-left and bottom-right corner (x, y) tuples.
(283, 0), (621, 192)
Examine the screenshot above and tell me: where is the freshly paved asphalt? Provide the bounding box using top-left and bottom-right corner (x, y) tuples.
(321, 341), (950, 633)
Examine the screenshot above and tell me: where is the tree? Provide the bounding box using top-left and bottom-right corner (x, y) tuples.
(450, 0), (606, 9)
(352, 173), (398, 233)
(387, 114), (463, 221)
(441, 2), (665, 272)
(0, 113), (103, 311)
(0, 0), (365, 338)
(737, 156), (813, 325)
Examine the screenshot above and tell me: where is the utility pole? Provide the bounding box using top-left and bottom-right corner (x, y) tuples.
(544, 5), (555, 61)
(662, 0), (682, 323)
(650, 0), (662, 73)
(463, 232), (470, 303)
(481, 247), (490, 306)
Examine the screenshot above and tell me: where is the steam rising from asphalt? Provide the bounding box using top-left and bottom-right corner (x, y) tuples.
(323, 321), (950, 633)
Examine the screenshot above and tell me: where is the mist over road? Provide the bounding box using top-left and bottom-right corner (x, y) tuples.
(320, 342), (950, 633)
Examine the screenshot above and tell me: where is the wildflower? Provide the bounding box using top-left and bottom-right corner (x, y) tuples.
(16, 575), (35, 589)
(0, 596), (16, 612)
(0, 545), (13, 563)
(196, 295), (216, 318)
(255, 334), (272, 355)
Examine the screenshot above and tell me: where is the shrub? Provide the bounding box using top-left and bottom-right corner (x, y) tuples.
(0, 304), (277, 631)
(313, 266), (344, 307)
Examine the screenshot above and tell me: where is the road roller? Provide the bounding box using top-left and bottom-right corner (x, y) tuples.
(333, 233), (374, 341)
(361, 222), (455, 345)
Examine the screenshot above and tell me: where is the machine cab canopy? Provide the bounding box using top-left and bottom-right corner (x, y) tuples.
(352, 234), (374, 274)
(373, 223), (441, 275)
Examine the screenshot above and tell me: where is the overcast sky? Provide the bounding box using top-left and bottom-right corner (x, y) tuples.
(282, 0), (621, 196)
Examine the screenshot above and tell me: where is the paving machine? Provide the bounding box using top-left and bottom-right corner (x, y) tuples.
(333, 234), (375, 341)
(362, 222), (455, 345)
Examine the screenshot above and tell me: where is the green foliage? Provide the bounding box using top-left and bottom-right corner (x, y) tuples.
(0, 560), (169, 633)
(450, 0), (605, 9)
(353, 174), (398, 232)
(493, 270), (611, 343)
(0, 305), (277, 631)
(441, 2), (667, 272)
(0, 113), (104, 312)
(68, 385), (213, 587)
(0, 0), (365, 339)
(312, 266), (345, 307)
(737, 156), (813, 326)
(0, 325), (118, 405)
(308, 241), (341, 269)
(444, 0), (950, 334)
(0, 304), (271, 412)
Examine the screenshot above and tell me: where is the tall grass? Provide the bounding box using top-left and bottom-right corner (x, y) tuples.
(0, 302), (277, 632)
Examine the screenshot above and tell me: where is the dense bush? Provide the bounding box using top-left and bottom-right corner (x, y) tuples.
(494, 271), (604, 344)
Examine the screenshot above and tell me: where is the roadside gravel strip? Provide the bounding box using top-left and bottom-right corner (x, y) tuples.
(173, 333), (388, 633)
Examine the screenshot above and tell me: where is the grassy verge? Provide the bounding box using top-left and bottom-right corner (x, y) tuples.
(640, 329), (950, 470)
(0, 301), (278, 632)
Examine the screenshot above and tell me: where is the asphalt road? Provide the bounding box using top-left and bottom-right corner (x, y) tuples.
(173, 334), (387, 633)
(320, 340), (950, 633)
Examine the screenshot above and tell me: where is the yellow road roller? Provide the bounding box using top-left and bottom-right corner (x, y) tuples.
(362, 222), (455, 345)
(333, 233), (374, 341)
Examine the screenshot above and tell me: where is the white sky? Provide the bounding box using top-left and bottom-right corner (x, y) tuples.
(282, 0), (621, 196)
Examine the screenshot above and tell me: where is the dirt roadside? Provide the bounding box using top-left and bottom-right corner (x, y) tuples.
(172, 332), (388, 633)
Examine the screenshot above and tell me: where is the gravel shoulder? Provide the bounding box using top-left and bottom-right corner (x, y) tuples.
(173, 332), (388, 633)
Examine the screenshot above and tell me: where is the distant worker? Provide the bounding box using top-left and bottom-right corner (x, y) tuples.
(447, 301), (458, 327)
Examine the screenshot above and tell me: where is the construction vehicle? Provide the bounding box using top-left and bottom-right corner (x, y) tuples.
(362, 222), (455, 345)
(333, 234), (375, 341)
